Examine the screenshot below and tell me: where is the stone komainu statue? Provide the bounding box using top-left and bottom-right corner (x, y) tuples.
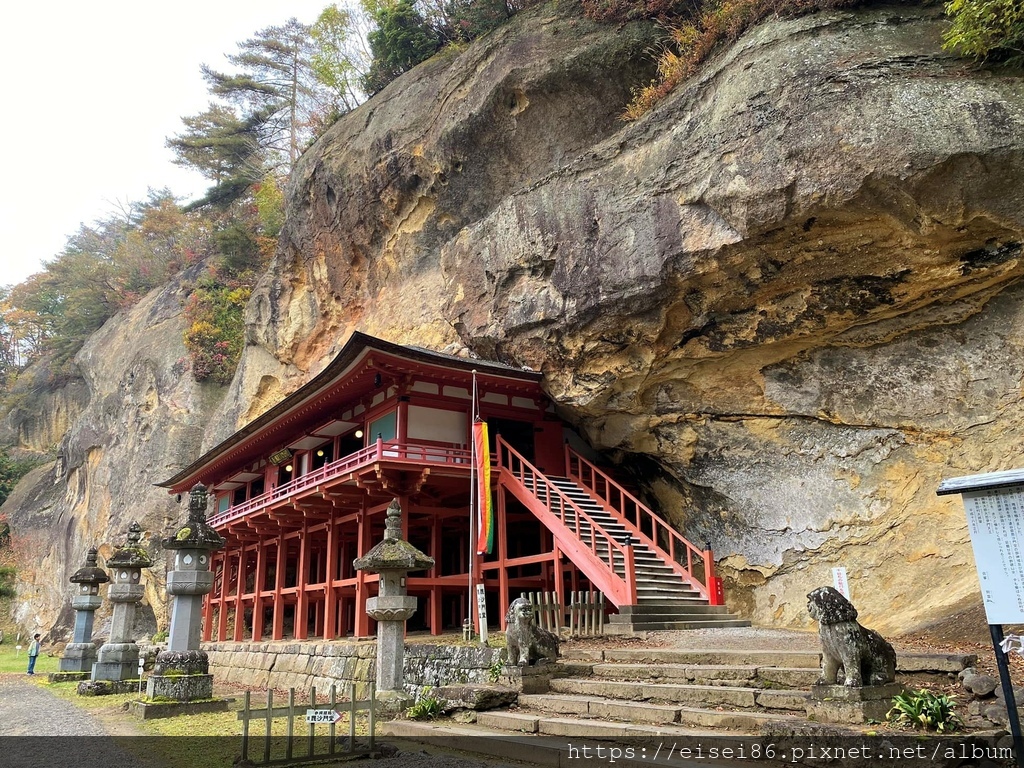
(807, 586), (897, 687)
(806, 585), (897, 688)
(505, 597), (560, 666)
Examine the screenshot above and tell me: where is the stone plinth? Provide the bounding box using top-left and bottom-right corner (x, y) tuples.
(806, 683), (904, 724)
(146, 673), (215, 702)
(93, 640), (143, 682)
(502, 664), (555, 694)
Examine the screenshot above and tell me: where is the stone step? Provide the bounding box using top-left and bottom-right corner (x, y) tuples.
(598, 648), (822, 668)
(547, 677), (805, 711)
(514, 693), (807, 732)
(608, 615), (744, 627)
(676, 705), (806, 731)
(607, 619), (752, 632)
(519, 694), (681, 724)
(578, 647), (973, 675)
(591, 663), (759, 684)
(533, 716), (722, 739)
(613, 604), (731, 616)
(584, 662), (820, 689)
(634, 589), (694, 597)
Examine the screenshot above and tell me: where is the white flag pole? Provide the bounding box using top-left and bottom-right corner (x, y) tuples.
(468, 370), (478, 638)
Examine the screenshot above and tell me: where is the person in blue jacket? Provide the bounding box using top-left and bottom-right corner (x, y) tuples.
(26, 633), (41, 674)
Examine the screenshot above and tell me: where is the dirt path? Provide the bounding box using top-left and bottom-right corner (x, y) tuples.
(0, 673), (146, 767)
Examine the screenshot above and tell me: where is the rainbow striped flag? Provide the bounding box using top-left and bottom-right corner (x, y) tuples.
(474, 419), (494, 555)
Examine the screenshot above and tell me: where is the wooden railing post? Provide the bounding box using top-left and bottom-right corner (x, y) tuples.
(241, 690), (250, 763)
(703, 544), (720, 605)
(375, 436), (383, 460)
(263, 689), (273, 766)
(623, 539), (637, 604)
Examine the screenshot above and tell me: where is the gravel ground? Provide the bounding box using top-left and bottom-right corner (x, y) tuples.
(0, 673), (146, 768)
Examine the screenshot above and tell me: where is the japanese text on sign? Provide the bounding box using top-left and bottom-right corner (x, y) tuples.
(963, 487), (1024, 624)
(304, 709), (341, 724)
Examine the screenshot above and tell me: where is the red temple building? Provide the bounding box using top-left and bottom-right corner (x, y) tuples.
(160, 333), (739, 641)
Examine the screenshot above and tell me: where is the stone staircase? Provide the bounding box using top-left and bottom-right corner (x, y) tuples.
(479, 646), (820, 736)
(382, 643), (978, 766)
(545, 476), (749, 632)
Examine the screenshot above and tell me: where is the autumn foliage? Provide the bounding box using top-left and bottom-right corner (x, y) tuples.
(611, 0), (867, 120)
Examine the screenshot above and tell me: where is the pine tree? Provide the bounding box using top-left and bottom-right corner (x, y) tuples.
(200, 18), (322, 171)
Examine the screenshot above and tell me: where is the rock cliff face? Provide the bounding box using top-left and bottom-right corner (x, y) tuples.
(4, 2), (1023, 635)
(3, 274), (225, 636)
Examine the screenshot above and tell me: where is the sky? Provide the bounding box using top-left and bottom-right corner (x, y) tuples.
(2, 0), (334, 288)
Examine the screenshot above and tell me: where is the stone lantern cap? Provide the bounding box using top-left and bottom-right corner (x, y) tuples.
(70, 547), (110, 586)
(106, 522), (154, 569)
(162, 483), (225, 552)
(354, 499), (434, 574)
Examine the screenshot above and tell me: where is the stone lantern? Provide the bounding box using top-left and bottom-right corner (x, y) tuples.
(92, 521), (153, 682)
(147, 483), (225, 702)
(59, 547), (109, 674)
(353, 498), (434, 710)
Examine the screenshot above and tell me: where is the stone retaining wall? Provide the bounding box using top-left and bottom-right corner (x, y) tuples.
(204, 641), (503, 699)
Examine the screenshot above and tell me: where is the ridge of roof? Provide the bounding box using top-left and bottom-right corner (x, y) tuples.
(157, 332), (542, 490)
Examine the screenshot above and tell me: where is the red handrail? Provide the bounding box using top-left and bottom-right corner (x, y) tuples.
(565, 443), (714, 601)
(208, 438), (474, 528)
(496, 437), (637, 606)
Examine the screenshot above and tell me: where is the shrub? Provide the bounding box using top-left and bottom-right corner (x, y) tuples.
(943, 0), (1024, 63)
(887, 689), (964, 733)
(620, 0), (867, 120)
(181, 273), (251, 386)
(406, 694), (444, 719)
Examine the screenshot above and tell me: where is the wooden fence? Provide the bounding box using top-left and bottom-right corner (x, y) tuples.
(522, 591), (606, 636)
(238, 682), (375, 767)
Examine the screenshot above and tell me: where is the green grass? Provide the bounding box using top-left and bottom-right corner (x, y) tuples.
(0, 640), (59, 674)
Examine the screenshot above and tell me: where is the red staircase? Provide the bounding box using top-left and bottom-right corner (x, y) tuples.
(496, 437), (749, 632)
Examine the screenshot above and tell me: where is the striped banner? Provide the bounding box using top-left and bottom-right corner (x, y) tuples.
(474, 419), (494, 554)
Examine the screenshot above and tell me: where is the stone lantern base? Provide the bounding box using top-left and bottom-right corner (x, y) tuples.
(374, 689), (414, 714)
(146, 674), (215, 702)
(59, 642), (99, 674)
(147, 649), (215, 702)
(92, 641), (140, 682)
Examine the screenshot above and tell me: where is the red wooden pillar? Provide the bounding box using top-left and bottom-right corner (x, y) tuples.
(216, 548), (232, 641)
(272, 532), (286, 640)
(234, 547), (248, 642)
(430, 509), (442, 635)
(497, 490), (510, 630)
(553, 544), (565, 619)
(295, 521), (310, 640)
(339, 596), (350, 636)
(252, 538), (267, 641)
(324, 508), (338, 640)
(354, 503), (370, 637)
(397, 396), (409, 443)
(201, 553), (218, 642)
